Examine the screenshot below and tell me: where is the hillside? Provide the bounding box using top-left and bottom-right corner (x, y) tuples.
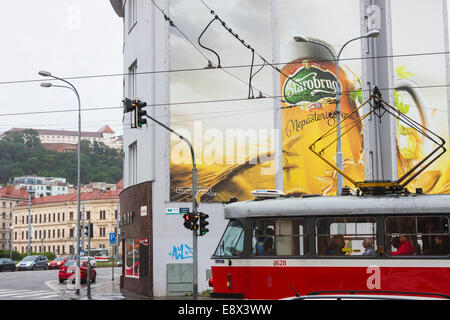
(0, 129), (123, 185)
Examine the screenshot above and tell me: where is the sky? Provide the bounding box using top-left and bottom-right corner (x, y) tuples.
(0, 1), (123, 136)
(0, 0), (449, 141)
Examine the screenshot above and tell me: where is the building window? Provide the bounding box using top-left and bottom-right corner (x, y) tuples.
(100, 210), (106, 220)
(125, 239), (140, 278)
(70, 212), (73, 220)
(128, 141), (138, 185)
(86, 211), (91, 220)
(100, 227), (106, 237)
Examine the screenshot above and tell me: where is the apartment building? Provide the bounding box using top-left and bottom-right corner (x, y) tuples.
(0, 187), (29, 251)
(4, 125), (123, 150)
(12, 189), (120, 256)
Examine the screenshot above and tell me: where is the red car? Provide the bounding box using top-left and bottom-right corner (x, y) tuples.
(58, 260), (96, 283)
(48, 257), (71, 270)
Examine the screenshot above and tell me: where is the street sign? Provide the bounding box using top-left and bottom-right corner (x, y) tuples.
(166, 207), (190, 215)
(109, 232), (116, 244)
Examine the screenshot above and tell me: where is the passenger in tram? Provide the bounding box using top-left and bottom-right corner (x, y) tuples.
(362, 238), (376, 256)
(255, 227), (275, 255)
(432, 235), (449, 255)
(390, 234), (415, 255)
(329, 234), (345, 256)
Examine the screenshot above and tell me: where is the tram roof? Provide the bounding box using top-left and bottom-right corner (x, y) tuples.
(224, 194), (450, 219)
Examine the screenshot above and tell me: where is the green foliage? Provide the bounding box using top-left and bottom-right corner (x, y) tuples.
(0, 250), (23, 261)
(0, 130), (122, 185)
(30, 251), (57, 261)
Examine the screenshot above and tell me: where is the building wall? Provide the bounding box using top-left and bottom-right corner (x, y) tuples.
(0, 197), (23, 251)
(12, 198), (120, 256)
(119, 181), (152, 296)
(116, 0), (229, 297)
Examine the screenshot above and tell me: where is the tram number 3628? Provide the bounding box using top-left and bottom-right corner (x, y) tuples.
(273, 260), (287, 267)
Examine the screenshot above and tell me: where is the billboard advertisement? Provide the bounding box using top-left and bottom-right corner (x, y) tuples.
(168, 0), (449, 201)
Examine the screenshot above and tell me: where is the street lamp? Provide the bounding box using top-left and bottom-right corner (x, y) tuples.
(294, 30), (380, 195)
(39, 70), (82, 295)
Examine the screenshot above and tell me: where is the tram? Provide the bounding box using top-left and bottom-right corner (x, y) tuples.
(209, 191), (450, 299)
(209, 90), (450, 299)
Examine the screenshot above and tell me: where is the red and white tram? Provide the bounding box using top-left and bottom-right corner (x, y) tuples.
(209, 192), (450, 299)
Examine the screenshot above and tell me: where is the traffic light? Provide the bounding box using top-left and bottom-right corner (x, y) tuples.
(135, 100), (147, 128)
(183, 213), (192, 230)
(199, 212), (209, 236)
(84, 222), (93, 238)
(122, 98), (135, 113)
(183, 212), (199, 231)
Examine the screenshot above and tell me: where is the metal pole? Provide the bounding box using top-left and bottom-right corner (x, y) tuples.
(82, 200), (85, 254)
(9, 227), (13, 259)
(87, 222), (91, 299)
(27, 192), (31, 256)
(305, 36), (370, 196)
(72, 225), (75, 256)
(335, 56), (343, 196)
(42, 73), (82, 294)
(116, 200), (120, 268)
(143, 113), (199, 300)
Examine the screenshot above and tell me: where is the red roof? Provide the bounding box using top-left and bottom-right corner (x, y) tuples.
(7, 128), (103, 138)
(0, 187), (29, 200)
(98, 125), (115, 134)
(16, 189), (120, 207)
(116, 179), (123, 190)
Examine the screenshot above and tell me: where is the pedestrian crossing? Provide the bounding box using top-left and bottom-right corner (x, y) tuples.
(0, 288), (60, 300)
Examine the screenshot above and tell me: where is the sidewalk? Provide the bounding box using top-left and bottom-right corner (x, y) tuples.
(62, 279), (151, 300)
(62, 280), (221, 300)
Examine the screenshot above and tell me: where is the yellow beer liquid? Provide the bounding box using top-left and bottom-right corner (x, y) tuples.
(281, 59), (364, 196)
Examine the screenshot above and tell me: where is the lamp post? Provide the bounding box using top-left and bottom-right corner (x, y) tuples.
(26, 189), (32, 256)
(72, 224), (76, 255)
(294, 30), (380, 195)
(9, 225), (13, 260)
(39, 70), (82, 295)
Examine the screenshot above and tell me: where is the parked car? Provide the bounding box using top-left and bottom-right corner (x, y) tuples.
(16, 255), (48, 271)
(58, 260), (96, 283)
(48, 257), (71, 270)
(80, 256), (96, 267)
(0, 258), (16, 272)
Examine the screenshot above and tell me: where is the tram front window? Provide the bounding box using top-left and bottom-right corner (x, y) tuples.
(214, 220), (244, 257)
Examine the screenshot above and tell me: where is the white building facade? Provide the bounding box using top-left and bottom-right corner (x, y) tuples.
(13, 176), (68, 197)
(110, 0), (227, 297)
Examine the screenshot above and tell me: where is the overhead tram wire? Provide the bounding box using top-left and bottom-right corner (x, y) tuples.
(0, 51), (449, 87)
(149, 0), (273, 101)
(1, 81), (450, 119)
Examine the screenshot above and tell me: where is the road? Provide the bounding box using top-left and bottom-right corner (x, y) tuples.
(0, 267), (118, 300)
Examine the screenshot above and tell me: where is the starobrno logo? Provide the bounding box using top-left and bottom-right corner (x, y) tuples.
(283, 66), (337, 105)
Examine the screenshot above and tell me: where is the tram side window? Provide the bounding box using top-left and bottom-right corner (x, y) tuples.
(316, 217), (377, 256)
(214, 220), (244, 257)
(386, 216), (449, 256)
(252, 218), (308, 256)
